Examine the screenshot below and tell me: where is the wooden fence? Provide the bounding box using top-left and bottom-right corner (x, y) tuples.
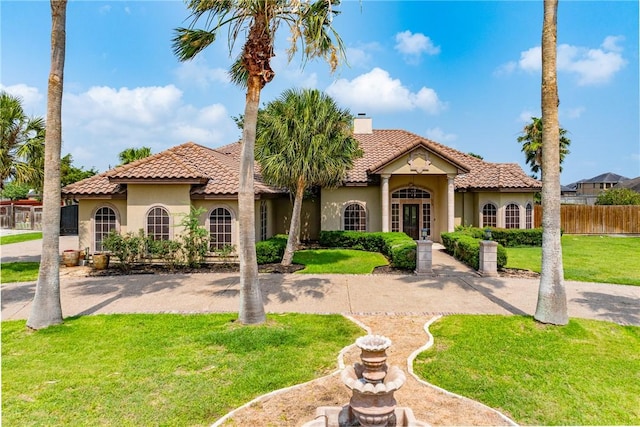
(534, 205), (640, 234)
(0, 204), (43, 230)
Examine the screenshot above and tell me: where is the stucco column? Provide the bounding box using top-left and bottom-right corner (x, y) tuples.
(447, 174), (455, 232)
(381, 174), (390, 232)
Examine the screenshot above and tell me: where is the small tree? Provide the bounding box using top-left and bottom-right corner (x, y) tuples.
(177, 206), (208, 268)
(118, 147), (152, 165)
(518, 116), (570, 179)
(596, 188), (640, 205)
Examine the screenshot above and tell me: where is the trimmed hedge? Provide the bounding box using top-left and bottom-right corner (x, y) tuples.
(319, 231), (416, 270)
(256, 235), (288, 264)
(441, 231), (507, 270)
(455, 226), (543, 247)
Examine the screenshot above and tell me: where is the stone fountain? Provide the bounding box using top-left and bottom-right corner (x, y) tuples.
(303, 334), (428, 427)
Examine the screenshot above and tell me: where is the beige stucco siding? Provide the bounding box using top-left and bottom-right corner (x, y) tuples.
(127, 184), (192, 238)
(379, 150), (458, 176)
(77, 199), (127, 251)
(272, 196), (321, 241)
(477, 192), (534, 228)
(321, 186), (381, 231)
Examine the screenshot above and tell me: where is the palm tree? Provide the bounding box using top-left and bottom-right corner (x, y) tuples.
(118, 146), (152, 165)
(172, 0), (346, 325)
(518, 116), (570, 179)
(534, 0), (568, 325)
(27, 0), (67, 330)
(256, 88), (362, 265)
(0, 91), (46, 190)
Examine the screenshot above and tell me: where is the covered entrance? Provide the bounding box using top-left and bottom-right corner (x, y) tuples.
(403, 204), (419, 239)
(391, 188), (432, 240)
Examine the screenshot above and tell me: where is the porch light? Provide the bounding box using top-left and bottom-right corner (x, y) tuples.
(421, 228), (428, 240)
(484, 227), (492, 241)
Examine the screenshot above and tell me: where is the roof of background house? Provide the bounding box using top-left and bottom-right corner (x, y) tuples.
(62, 130), (541, 197)
(579, 172), (630, 184)
(613, 176), (640, 192)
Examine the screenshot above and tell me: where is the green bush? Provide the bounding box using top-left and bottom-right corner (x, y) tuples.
(102, 229), (147, 272)
(256, 235), (288, 264)
(319, 231), (416, 270)
(454, 226), (543, 247)
(441, 231), (507, 270)
(595, 188), (640, 205)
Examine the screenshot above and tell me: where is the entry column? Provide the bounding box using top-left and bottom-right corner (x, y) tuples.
(381, 174), (390, 232)
(447, 174), (455, 232)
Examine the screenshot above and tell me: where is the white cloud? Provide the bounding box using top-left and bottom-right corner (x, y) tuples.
(394, 31), (440, 61)
(345, 44), (379, 69)
(174, 58), (230, 88)
(518, 110), (537, 123)
(326, 67), (445, 114)
(61, 84), (236, 171)
(563, 106), (586, 119)
(493, 61), (517, 77)
(0, 83), (44, 113)
(425, 127), (457, 142)
(513, 36), (627, 85)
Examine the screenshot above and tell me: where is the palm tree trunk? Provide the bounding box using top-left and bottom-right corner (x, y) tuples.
(27, 0), (67, 330)
(237, 74), (266, 325)
(534, 0), (568, 325)
(281, 178), (305, 266)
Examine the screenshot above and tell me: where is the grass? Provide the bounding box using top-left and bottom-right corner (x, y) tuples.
(2, 313), (363, 426)
(0, 232), (42, 245)
(1, 262), (40, 284)
(414, 315), (640, 426)
(292, 249), (389, 274)
(506, 235), (640, 285)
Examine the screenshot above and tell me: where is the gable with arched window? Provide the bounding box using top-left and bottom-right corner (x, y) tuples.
(94, 205), (118, 252)
(505, 203), (521, 229)
(209, 206), (233, 251)
(482, 203), (497, 228)
(343, 202), (367, 231)
(146, 206), (170, 241)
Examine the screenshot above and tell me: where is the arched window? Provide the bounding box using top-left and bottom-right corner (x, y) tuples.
(209, 207), (232, 251)
(505, 203), (520, 229)
(344, 203), (366, 231)
(525, 203), (533, 229)
(482, 203), (497, 228)
(147, 206), (170, 241)
(260, 200), (267, 241)
(94, 206), (117, 252)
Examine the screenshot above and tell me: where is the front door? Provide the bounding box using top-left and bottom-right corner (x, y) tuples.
(403, 204), (419, 240)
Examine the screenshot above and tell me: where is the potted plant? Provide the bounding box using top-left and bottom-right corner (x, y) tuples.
(61, 249), (80, 267)
(92, 252), (110, 270)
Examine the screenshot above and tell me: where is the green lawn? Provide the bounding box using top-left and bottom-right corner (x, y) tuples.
(293, 249), (389, 274)
(2, 313), (362, 426)
(1, 261), (40, 283)
(414, 315), (640, 426)
(0, 232), (42, 245)
(506, 235), (640, 285)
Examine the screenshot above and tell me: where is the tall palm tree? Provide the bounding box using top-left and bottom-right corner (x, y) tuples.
(518, 116), (570, 179)
(118, 146), (152, 165)
(256, 88), (362, 265)
(172, 0), (346, 325)
(0, 91), (46, 190)
(27, 0), (67, 330)
(534, 0), (568, 325)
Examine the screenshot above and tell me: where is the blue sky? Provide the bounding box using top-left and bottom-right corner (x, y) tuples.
(2, 1), (638, 185)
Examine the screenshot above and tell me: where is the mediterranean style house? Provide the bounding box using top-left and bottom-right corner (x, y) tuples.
(62, 117), (541, 253)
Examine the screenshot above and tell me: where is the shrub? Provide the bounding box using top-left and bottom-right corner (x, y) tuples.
(177, 206), (209, 268)
(454, 226), (543, 247)
(441, 231), (507, 270)
(256, 235), (288, 264)
(148, 238), (183, 270)
(102, 229), (147, 272)
(319, 231), (416, 270)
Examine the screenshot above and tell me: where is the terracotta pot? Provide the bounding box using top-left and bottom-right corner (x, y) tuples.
(93, 253), (110, 270)
(62, 250), (80, 267)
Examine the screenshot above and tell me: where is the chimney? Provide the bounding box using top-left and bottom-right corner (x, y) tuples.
(353, 113), (373, 134)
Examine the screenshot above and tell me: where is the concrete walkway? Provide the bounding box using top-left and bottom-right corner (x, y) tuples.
(2, 235), (639, 325)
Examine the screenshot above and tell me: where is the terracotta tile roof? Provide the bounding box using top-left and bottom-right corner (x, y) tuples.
(62, 130), (540, 198)
(62, 141), (283, 198)
(350, 129), (539, 190)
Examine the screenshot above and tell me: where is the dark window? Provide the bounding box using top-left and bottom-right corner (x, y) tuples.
(94, 207), (117, 252)
(147, 207), (170, 241)
(482, 203), (497, 228)
(210, 207), (232, 251)
(344, 203), (366, 231)
(505, 203), (520, 229)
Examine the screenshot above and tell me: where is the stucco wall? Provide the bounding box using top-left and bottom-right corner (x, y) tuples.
(321, 186), (381, 231)
(273, 196), (321, 241)
(77, 199), (127, 252)
(127, 184), (192, 238)
(477, 192), (534, 228)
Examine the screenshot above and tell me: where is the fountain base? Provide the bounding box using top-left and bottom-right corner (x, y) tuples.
(302, 405), (429, 427)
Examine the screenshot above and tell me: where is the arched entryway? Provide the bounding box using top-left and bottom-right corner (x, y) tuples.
(391, 187), (432, 240)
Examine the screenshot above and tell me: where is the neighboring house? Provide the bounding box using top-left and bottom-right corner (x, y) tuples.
(575, 172), (630, 196)
(62, 117), (541, 253)
(613, 176), (640, 193)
